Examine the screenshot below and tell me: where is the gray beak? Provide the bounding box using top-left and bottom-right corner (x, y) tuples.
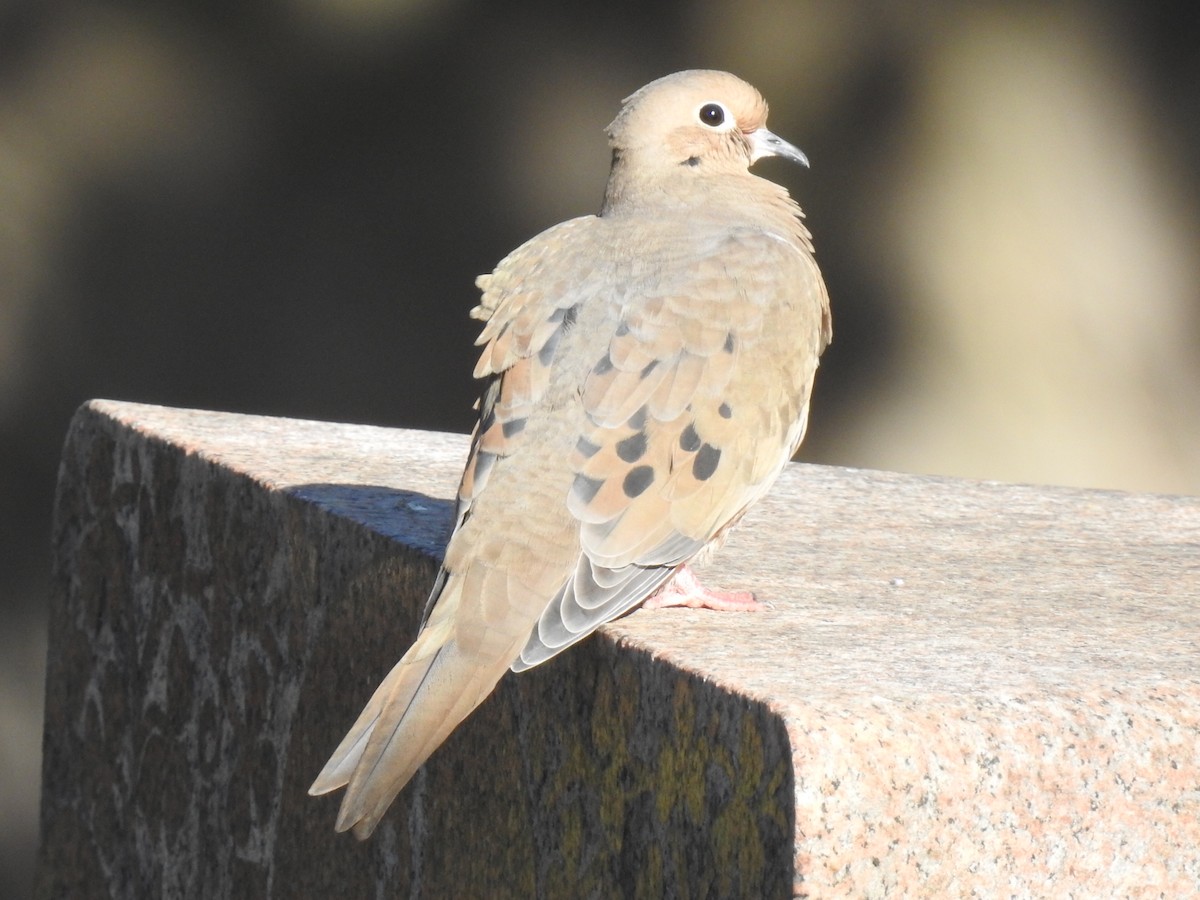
(748, 127), (810, 167)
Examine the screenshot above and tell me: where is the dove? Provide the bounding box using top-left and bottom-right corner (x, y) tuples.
(309, 69), (832, 838)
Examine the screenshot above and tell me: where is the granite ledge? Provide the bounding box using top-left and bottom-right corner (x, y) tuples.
(36, 400), (1200, 899)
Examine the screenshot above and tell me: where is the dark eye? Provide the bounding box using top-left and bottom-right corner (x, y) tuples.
(698, 103), (725, 127)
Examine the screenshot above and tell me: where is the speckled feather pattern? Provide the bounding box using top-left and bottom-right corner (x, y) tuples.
(310, 70), (831, 839)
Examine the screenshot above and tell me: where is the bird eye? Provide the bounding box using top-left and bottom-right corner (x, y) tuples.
(698, 103), (726, 127)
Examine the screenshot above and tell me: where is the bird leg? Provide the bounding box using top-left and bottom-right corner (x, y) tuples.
(641, 565), (766, 611)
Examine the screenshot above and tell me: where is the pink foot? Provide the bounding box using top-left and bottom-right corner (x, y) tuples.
(641, 565), (766, 611)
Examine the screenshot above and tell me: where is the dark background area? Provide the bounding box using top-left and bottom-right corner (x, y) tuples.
(3, 1), (1198, 892)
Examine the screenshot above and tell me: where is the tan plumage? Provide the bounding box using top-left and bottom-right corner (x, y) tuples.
(309, 70), (832, 838)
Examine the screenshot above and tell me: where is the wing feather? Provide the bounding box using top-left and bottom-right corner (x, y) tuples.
(515, 226), (830, 668)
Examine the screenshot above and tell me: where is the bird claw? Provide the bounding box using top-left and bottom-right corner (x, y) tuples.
(641, 565), (766, 611)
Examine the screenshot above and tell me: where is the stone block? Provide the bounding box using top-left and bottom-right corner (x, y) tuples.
(37, 400), (1200, 897)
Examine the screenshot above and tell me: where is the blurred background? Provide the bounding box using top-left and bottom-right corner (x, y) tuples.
(3, 0), (1198, 891)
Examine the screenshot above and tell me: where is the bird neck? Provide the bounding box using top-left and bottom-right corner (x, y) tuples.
(600, 151), (808, 243)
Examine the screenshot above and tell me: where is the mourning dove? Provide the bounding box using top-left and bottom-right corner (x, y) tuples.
(309, 69), (832, 838)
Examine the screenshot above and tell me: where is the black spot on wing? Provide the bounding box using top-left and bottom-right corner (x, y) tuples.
(480, 406), (496, 434)
(502, 418), (526, 438)
(639, 359), (659, 379)
(537, 331), (561, 366)
(622, 465), (655, 498)
(616, 431), (648, 463)
(628, 406), (648, 430)
(471, 450), (495, 485)
(718, 402), (732, 419)
(572, 474), (605, 504)
(548, 304), (579, 327)
(593, 354), (614, 376)
(693, 443), (721, 481)
(477, 378), (500, 428)
(723, 333), (735, 353)
(679, 423), (701, 452)
(576, 436), (601, 458)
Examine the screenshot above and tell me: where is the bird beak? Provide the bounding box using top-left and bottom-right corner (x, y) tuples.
(748, 128), (810, 167)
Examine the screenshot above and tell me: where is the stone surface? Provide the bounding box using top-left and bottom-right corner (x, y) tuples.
(37, 400), (1200, 898)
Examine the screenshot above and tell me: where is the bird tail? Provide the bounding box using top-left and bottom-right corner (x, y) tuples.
(308, 589), (513, 839)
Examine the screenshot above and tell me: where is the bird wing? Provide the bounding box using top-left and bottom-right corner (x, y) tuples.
(515, 224), (829, 669)
(308, 216), (606, 837)
(452, 217), (600, 522)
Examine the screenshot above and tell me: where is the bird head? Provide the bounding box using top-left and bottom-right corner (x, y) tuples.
(605, 70), (808, 180)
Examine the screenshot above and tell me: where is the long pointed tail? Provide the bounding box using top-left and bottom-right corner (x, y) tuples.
(308, 609), (515, 839)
